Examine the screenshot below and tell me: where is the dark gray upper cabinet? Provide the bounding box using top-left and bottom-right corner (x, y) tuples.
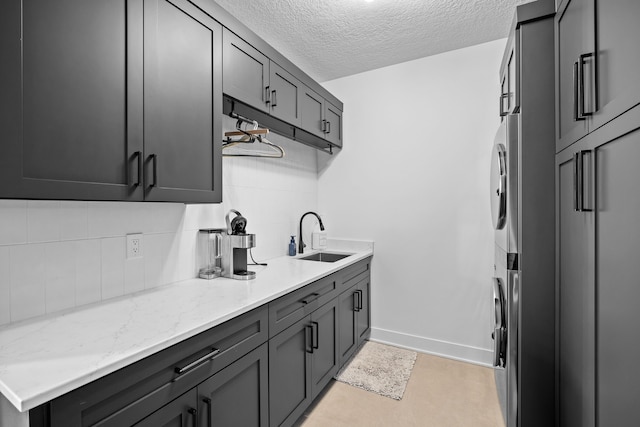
(300, 86), (326, 139)
(555, 0), (640, 152)
(300, 86), (343, 148)
(221, 26), (343, 152)
(324, 101), (343, 148)
(0, 0), (222, 203)
(590, 0), (640, 130)
(223, 30), (307, 130)
(555, 0), (593, 152)
(499, 34), (518, 118)
(0, 0), (144, 201)
(269, 62), (303, 127)
(222, 28), (270, 114)
(143, 0), (222, 203)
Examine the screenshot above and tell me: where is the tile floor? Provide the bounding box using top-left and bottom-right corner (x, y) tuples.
(298, 351), (505, 427)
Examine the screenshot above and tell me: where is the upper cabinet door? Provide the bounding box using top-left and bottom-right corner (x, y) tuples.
(223, 29), (269, 113)
(144, 0), (222, 203)
(590, 0), (640, 130)
(268, 62), (302, 127)
(300, 86), (325, 139)
(324, 101), (343, 148)
(0, 0), (144, 200)
(555, 0), (594, 152)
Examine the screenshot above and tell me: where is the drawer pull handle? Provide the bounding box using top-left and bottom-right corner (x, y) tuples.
(175, 348), (220, 375)
(301, 293), (320, 304)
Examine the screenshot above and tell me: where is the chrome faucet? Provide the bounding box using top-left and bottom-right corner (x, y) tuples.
(299, 212), (324, 254)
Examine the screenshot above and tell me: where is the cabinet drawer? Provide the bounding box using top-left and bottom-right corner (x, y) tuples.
(48, 305), (268, 427)
(269, 275), (338, 338)
(339, 257), (371, 291)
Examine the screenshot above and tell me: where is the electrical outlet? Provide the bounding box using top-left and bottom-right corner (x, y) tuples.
(126, 233), (143, 259)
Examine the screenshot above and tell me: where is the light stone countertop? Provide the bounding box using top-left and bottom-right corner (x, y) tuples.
(0, 239), (373, 413)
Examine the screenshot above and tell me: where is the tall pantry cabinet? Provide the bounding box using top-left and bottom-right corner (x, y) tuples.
(555, 1), (640, 426)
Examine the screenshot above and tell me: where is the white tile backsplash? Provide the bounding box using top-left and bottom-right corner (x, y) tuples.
(0, 133), (318, 324)
(101, 237), (125, 300)
(27, 200), (62, 243)
(0, 247), (10, 326)
(45, 241), (76, 313)
(10, 244), (46, 322)
(75, 239), (102, 306)
(0, 200), (27, 245)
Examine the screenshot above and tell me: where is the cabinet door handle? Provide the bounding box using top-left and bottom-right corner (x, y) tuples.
(573, 62), (585, 122)
(579, 52), (595, 118)
(312, 321), (319, 350)
(271, 89), (277, 107)
(326, 120), (331, 134)
(573, 152), (580, 212)
(353, 291), (360, 312)
(130, 151), (142, 187)
(321, 119), (326, 133)
(188, 407), (198, 427)
(202, 397), (212, 427)
(174, 348), (220, 375)
(358, 290), (364, 310)
(306, 324), (314, 353)
(265, 86), (270, 105)
(149, 154), (158, 187)
(301, 293), (320, 305)
(499, 93), (509, 117)
(577, 150), (592, 212)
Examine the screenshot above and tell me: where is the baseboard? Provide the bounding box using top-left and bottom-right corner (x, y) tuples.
(370, 327), (494, 368)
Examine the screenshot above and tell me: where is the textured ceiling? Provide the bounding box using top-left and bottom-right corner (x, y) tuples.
(214, 0), (534, 82)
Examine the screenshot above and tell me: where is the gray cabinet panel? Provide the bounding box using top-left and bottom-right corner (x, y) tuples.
(557, 154), (595, 427)
(555, 0), (593, 151)
(144, 0), (222, 203)
(269, 62), (302, 127)
(356, 279), (371, 342)
(198, 343), (268, 427)
(300, 87), (325, 139)
(591, 0), (640, 130)
(310, 300), (339, 399)
(324, 101), (343, 148)
(223, 29), (269, 113)
(338, 287), (358, 366)
(596, 130), (640, 426)
(269, 319), (312, 427)
(134, 389), (197, 427)
(1, 0), (144, 200)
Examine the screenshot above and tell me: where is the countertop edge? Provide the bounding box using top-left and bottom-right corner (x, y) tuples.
(0, 247), (373, 412)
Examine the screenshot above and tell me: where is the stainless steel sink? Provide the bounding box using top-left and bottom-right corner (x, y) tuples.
(298, 252), (352, 262)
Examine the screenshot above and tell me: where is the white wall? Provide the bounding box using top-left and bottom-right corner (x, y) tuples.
(0, 123), (318, 326)
(320, 39), (506, 365)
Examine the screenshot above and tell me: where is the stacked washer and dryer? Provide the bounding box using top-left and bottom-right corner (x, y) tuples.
(489, 1), (556, 426)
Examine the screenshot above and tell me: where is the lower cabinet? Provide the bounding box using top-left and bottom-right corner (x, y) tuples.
(134, 389), (198, 427)
(268, 298), (339, 427)
(135, 343), (268, 427)
(28, 257), (372, 427)
(197, 343), (269, 427)
(338, 276), (371, 366)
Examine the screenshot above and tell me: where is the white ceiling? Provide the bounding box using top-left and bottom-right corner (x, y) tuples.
(214, 0), (534, 82)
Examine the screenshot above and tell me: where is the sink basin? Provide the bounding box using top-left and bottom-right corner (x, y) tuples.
(298, 252), (352, 263)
